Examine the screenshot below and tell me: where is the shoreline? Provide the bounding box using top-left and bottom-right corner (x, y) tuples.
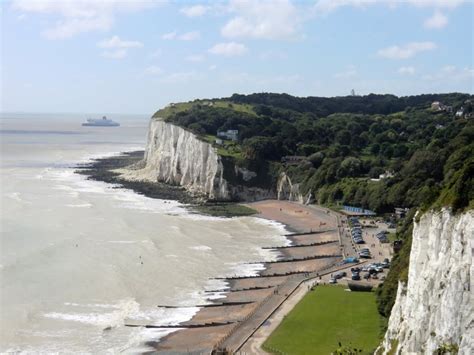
(75, 150), (258, 217)
(149, 201), (343, 353)
(73, 150), (345, 353)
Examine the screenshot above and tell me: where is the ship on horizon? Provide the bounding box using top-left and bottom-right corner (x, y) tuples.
(82, 116), (120, 127)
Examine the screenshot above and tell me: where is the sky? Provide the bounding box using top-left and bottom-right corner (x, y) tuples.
(1, 0), (473, 115)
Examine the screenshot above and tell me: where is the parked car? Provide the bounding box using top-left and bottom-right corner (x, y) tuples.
(329, 277), (337, 284)
(351, 274), (361, 280)
(363, 273), (371, 280)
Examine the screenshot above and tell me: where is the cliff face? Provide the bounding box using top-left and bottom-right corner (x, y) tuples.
(277, 173), (312, 204)
(380, 209), (473, 354)
(119, 119), (229, 200)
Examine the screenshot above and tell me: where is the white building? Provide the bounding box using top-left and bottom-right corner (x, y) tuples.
(217, 129), (238, 141)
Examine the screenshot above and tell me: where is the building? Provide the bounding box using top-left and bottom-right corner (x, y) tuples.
(215, 138), (223, 145)
(217, 129), (238, 141)
(342, 205), (376, 216)
(431, 101), (442, 111)
(431, 101), (452, 113)
(395, 207), (409, 219)
(379, 171), (394, 179)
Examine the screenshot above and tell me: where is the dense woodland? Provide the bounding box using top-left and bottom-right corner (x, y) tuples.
(165, 93), (473, 213)
(162, 92), (473, 320)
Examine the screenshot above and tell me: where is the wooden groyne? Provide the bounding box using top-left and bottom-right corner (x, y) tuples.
(284, 229), (335, 237)
(261, 240), (338, 249)
(246, 254), (342, 265)
(211, 270), (314, 280)
(125, 321), (237, 329)
(155, 301), (254, 309)
(205, 285), (275, 293)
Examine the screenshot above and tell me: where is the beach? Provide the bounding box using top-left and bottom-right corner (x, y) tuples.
(149, 200), (345, 353)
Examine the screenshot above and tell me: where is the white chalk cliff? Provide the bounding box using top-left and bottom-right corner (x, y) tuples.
(119, 119), (230, 200)
(277, 172), (312, 204)
(118, 118), (313, 202)
(380, 209), (473, 354)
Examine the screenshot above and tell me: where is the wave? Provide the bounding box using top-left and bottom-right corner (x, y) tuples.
(189, 245), (212, 251)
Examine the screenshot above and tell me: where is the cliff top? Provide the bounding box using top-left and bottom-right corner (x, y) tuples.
(152, 100), (255, 121)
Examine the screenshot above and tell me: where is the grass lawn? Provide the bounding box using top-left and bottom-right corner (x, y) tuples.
(263, 285), (382, 355)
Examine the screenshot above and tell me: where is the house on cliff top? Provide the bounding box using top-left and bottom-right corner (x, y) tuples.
(217, 129), (238, 141)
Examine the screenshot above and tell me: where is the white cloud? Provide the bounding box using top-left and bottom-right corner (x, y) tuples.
(334, 65), (358, 79)
(178, 31), (200, 41)
(424, 10), (448, 29)
(180, 5), (208, 17)
(97, 35), (143, 48)
(314, 0), (378, 15)
(186, 54), (205, 62)
(221, 0), (301, 40)
(377, 41), (437, 59)
(43, 16), (113, 39)
(314, 0), (465, 14)
(100, 49), (127, 59)
(313, 0), (464, 29)
(12, 0), (160, 39)
(162, 31), (200, 41)
(97, 36), (143, 59)
(209, 42), (248, 57)
(423, 65), (473, 81)
(398, 66), (416, 75)
(405, 0), (465, 9)
(162, 31), (177, 40)
(144, 65), (163, 75)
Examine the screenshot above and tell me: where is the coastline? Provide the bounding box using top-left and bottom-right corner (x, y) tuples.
(142, 201), (343, 353)
(74, 151), (344, 353)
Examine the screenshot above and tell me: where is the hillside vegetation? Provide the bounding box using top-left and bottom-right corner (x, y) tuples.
(158, 93), (473, 213)
(155, 92), (473, 318)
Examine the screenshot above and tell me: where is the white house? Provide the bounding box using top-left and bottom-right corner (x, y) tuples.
(217, 129), (238, 141)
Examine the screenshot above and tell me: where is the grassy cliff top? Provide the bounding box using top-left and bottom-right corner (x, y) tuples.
(152, 99), (256, 120)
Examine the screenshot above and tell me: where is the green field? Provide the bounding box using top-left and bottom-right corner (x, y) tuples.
(263, 286), (383, 355)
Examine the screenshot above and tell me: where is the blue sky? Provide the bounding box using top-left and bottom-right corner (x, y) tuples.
(1, 0), (473, 114)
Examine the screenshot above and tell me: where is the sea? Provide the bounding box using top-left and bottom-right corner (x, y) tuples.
(0, 113), (288, 353)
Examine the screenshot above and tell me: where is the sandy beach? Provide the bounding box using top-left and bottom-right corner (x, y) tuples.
(148, 200), (345, 353)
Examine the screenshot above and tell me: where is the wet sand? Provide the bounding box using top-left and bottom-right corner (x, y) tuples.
(150, 200), (344, 353)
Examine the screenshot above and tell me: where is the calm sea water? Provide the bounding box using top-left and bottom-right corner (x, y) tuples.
(0, 113), (287, 353)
